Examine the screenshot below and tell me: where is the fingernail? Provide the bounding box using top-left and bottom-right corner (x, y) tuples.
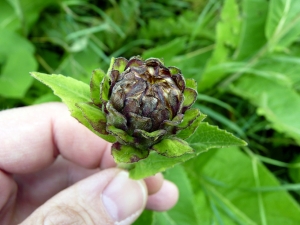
(102, 171), (147, 224)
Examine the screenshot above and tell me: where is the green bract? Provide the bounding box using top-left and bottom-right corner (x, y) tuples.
(83, 56), (200, 163)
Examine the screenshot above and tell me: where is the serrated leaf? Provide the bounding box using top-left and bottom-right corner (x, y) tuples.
(129, 122), (246, 179)
(187, 122), (247, 150)
(30, 72), (90, 123)
(90, 69), (105, 106)
(152, 138), (194, 157)
(76, 102), (116, 143)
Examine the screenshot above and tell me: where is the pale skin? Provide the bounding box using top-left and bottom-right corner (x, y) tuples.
(0, 103), (179, 224)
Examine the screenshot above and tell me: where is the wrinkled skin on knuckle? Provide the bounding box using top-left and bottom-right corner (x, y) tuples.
(28, 204), (98, 225)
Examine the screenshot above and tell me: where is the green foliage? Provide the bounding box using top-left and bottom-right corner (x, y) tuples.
(2, 0), (300, 223)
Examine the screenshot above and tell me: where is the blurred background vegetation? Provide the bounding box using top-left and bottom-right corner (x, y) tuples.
(1, 0), (300, 224)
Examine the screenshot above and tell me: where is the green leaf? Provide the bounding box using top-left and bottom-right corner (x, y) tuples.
(184, 147), (300, 224)
(76, 102), (116, 143)
(198, 0), (241, 91)
(231, 75), (300, 144)
(90, 69), (105, 106)
(30, 72), (90, 124)
(266, 0), (300, 51)
(0, 28), (37, 98)
(129, 122), (246, 179)
(187, 122), (247, 150)
(112, 142), (149, 163)
(153, 165), (200, 225)
(152, 138), (194, 157)
(133, 210), (153, 225)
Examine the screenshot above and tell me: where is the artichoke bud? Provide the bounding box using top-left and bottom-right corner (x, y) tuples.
(89, 56), (200, 163)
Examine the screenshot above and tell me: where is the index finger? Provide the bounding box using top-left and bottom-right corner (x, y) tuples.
(0, 103), (115, 174)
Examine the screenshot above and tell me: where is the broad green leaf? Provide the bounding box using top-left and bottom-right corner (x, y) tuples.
(187, 122), (247, 150)
(30, 72), (90, 125)
(90, 69), (105, 106)
(257, 55), (300, 85)
(133, 210), (153, 225)
(153, 165), (200, 225)
(76, 102), (116, 143)
(129, 150), (193, 180)
(198, 0), (241, 91)
(0, 1), (19, 30)
(152, 138), (194, 157)
(266, 0), (300, 51)
(184, 147), (300, 224)
(0, 28), (37, 98)
(235, 0), (268, 60)
(112, 143), (149, 163)
(231, 75), (300, 144)
(129, 122), (246, 179)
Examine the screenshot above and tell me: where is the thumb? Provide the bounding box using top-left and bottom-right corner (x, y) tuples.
(21, 168), (147, 225)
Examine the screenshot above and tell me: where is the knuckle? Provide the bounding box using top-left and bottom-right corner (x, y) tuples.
(42, 204), (94, 225)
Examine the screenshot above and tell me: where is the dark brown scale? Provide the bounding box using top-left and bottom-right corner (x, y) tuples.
(109, 57), (184, 132)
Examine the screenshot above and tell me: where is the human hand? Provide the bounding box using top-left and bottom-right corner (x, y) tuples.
(0, 103), (178, 224)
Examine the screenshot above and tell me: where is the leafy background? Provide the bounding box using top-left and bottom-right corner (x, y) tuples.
(1, 0), (300, 224)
